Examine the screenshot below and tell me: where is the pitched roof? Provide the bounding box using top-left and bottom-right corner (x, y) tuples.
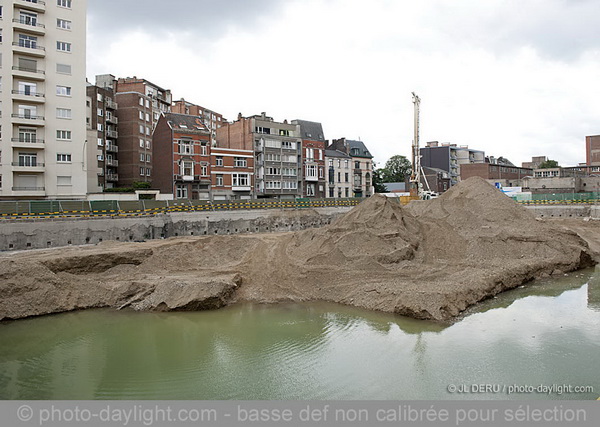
(347, 140), (373, 159)
(325, 149), (351, 159)
(292, 120), (326, 141)
(165, 113), (210, 134)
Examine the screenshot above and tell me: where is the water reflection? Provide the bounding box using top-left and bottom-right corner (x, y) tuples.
(0, 269), (599, 400)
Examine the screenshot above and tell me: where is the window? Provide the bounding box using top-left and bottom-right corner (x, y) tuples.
(282, 154), (296, 163)
(319, 150), (323, 161)
(139, 111), (144, 120)
(255, 127), (271, 134)
(267, 167), (281, 175)
(201, 144), (208, 155)
(146, 154), (151, 163)
(232, 174), (249, 186)
(57, 153), (71, 163)
(57, 41), (71, 52)
(145, 99), (150, 108)
(57, 176), (72, 186)
(355, 161), (360, 169)
(306, 148), (314, 160)
(56, 63), (72, 74)
(180, 160), (193, 176)
(234, 157), (247, 168)
(345, 188), (349, 198)
(281, 141), (296, 149)
(329, 188), (334, 198)
(282, 168), (297, 176)
(146, 126), (151, 135)
(215, 157), (223, 167)
(216, 175), (224, 186)
(139, 153), (145, 162)
(345, 173), (349, 183)
(97, 123), (103, 131)
(145, 113), (150, 122)
(176, 185), (187, 199)
(139, 98), (144, 106)
(19, 34), (38, 49)
(338, 172), (341, 182)
(97, 138), (103, 146)
(307, 184), (315, 196)
(18, 152), (37, 166)
(282, 181), (298, 190)
(201, 165), (208, 176)
(57, 108), (71, 119)
(319, 167), (324, 178)
(56, 130), (71, 140)
(140, 167), (145, 176)
(139, 125), (144, 134)
(57, 19), (71, 30)
(146, 168), (151, 177)
(345, 160), (349, 169)
(139, 138), (144, 148)
(328, 159), (333, 168)
(305, 164), (317, 179)
(146, 140), (150, 149)
(279, 129), (290, 137)
(264, 139), (281, 148)
(179, 140), (192, 154)
(57, 0), (72, 8)
(19, 11), (37, 26)
(19, 128), (37, 142)
(265, 153), (281, 162)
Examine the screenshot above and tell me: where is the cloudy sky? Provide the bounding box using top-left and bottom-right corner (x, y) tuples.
(87, 0), (600, 168)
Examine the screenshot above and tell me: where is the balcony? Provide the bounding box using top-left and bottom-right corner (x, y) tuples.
(107, 130), (118, 139)
(12, 162), (45, 173)
(106, 144), (119, 153)
(11, 137), (45, 149)
(11, 113), (45, 126)
(12, 41), (46, 58)
(12, 187), (46, 196)
(12, 90), (45, 103)
(106, 100), (118, 110)
(12, 66), (46, 81)
(106, 115), (119, 124)
(106, 174), (119, 182)
(12, 18), (46, 35)
(232, 186), (252, 192)
(106, 159), (119, 167)
(16, 0), (46, 13)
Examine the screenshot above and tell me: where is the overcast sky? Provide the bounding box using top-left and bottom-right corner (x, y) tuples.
(87, 0), (600, 168)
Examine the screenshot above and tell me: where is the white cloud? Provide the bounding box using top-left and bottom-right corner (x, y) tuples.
(87, 0), (600, 167)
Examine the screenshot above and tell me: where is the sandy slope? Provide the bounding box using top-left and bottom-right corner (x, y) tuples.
(0, 177), (596, 322)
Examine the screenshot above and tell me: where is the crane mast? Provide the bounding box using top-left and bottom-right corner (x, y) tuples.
(410, 92), (422, 198)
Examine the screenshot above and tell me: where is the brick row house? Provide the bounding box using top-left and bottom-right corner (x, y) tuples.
(210, 147), (254, 200)
(153, 113), (212, 200)
(327, 138), (374, 198)
(293, 120), (327, 198)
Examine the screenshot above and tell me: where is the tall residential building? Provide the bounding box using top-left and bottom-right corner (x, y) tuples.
(171, 99), (224, 146)
(0, 0), (87, 199)
(325, 148), (352, 198)
(216, 112), (302, 199)
(328, 138), (374, 198)
(586, 135), (600, 166)
(292, 120), (326, 198)
(109, 75), (172, 187)
(86, 76), (118, 191)
(420, 141), (485, 186)
(153, 113), (211, 200)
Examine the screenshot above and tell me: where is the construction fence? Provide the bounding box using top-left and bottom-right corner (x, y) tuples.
(0, 198), (362, 220)
(514, 192), (600, 205)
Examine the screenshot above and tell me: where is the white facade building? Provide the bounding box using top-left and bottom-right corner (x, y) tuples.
(0, 0), (87, 199)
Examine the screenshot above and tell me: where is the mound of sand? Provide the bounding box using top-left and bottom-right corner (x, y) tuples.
(1, 177), (597, 322)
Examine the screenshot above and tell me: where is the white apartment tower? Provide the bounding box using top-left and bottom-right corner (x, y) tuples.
(0, 0), (87, 199)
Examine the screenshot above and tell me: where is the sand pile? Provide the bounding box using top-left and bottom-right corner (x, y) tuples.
(0, 177), (597, 322)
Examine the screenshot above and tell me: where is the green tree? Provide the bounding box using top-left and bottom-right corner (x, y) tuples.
(538, 159), (559, 169)
(372, 169), (388, 193)
(381, 155), (412, 182)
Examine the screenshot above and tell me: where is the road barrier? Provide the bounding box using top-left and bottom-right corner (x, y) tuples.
(0, 198), (362, 220)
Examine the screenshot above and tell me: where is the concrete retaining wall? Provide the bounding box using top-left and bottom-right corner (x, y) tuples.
(0, 208), (352, 252)
(525, 205), (592, 218)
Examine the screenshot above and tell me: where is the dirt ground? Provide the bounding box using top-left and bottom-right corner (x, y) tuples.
(1, 177), (598, 322)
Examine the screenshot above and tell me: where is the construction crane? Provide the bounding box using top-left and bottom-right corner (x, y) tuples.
(410, 92), (422, 199)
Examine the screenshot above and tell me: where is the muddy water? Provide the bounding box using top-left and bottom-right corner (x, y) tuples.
(0, 268), (599, 400)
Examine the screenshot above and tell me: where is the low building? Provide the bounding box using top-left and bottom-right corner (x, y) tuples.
(522, 156), (548, 169)
(420, 141), (485, 186)
(325, 149), (352, 198)
(461, 163), (533, 188)
(293, 120), (327, 198)
(210, 147), (254, 200)
(328, 138), (374, 198)
(422, 167), (451, 193)
(153, 113), (211, 199)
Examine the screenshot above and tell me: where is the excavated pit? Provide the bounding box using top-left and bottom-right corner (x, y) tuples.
(0, 177), (598, 322)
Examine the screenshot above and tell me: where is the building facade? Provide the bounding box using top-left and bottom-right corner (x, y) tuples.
(210, 147), (254, 200)
(292, 120), (326, 198)
(328, 138), (374, 198)
(153, 113), (211, 200)
(110, 76), (172, 187)
(0, 0), (88, 199)
(171, 99), (224, 146)
(325, 148), (352, 198)
(86, 77), (118, 191)
(420, 141), (485, 186)
(586, 135), (600, 166)
(216, 113), (302, 199)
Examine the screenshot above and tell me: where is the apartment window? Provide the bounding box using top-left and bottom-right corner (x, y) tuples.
(56, 108), (71, 119)
(345, 188), (350, 198)
(305, 164), (317, 179)
(328, 159), (333, 168)
(355, 161), (360, 169)
(215, 156), (223, 167)
(139, 111), (144, 120)
(97, 155), (104, 162)
(216, 175), (223, 186)
(306, 148), (314, 160)
(146, 154), (151, 163)
(18, 128), (35, 143)
(201, 165), (208, 176)
(265, 153), (280, 162)
(57, 18), (71, 30)
(18, 152), (37, 166)
(145, 113), (150, 122)
(146, 141), (150, 149)
(139, 138), (144, 148)
(179, 140), (192, 154)
(97, 124), (103, 132)
(264, 139), (281, 148)
(19, 34), (38, 49)
(176, 184), (188, 199)
(319, 167), (324, 178)
(255, 127), (271, 134)
(139, 153), (145, 162)
(338, 172), (341, 182)
(232, 174), (249, 186)
(140, 167), (145, 176)
(139, 97), (144, 106)
(344, 160), (349, 169)
(146, 168), (151, 177)
(282, 154), (296, 163)
(279, 129), (290, 137)
(57, 41), (71, 52)
(146, 126), (151, 135)
(282, 181), (298, 190)
(345, 173), (349, 183)
(57, 0), (72, 9)
(329, 188), (334, 198)
(145, 99), (150, 108)
(180, 160), (193, 176)
(57, 176), (72, 186)
(281, 141), (296, 149)
(57, 153), (71, 163)
(97, 138), (103, 146)
(267, 167), (281, 175)
(139, 125), (144, 134)
(319, 150), (323, 161)
(56, 130), (71, 140)
(265, 181), (281, 190)
(282, 168), (296, 176)
(234, 157), (247, 168)
(307, 184), (315, 196)
(56, 63), (71, 74)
